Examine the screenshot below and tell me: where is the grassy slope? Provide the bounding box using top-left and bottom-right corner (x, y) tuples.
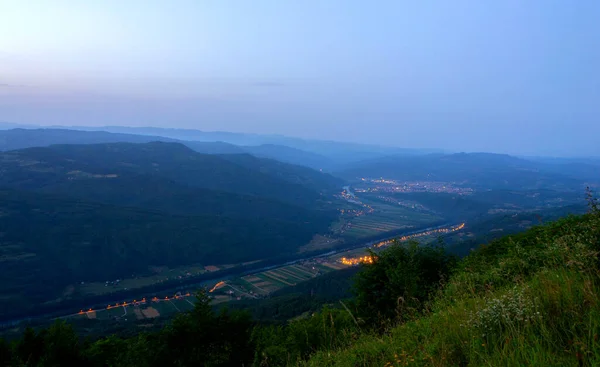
(302, 213), (600, 366)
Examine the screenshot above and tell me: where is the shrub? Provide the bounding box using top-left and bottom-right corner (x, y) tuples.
(353, 241), (457, 328)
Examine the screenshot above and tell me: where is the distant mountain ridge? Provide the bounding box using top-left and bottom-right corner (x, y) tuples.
(0, 128), (338, 170)
(0, 123), (443, 169)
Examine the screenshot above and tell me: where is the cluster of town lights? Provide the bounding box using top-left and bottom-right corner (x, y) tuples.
(341, 255), (374, 265)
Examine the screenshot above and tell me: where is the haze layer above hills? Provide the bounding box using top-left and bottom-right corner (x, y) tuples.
(2, 126), (599, 186)
(0, 123), (440, 171)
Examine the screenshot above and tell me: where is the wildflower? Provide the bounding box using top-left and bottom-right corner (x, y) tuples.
(467, 286), (540, 336)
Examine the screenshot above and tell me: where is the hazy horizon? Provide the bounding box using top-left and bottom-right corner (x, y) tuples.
(1, 1), (599, 157)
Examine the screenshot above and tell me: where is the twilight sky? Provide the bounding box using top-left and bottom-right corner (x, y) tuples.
(1, 0), (599, 156)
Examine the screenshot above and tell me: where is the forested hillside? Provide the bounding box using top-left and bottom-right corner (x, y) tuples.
(0, 142), (341, 319)
(219, 153), (341, 193)
(0, 189), (330, 314)
(0, 142), (333, 206)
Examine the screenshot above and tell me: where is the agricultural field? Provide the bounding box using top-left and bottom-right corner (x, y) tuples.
(78, 264), (209, 296)
(228, 261), (340, 298)
(66, 295), (197, 323)
(297, 234), (342, 253)
(341, 199), (441, 240)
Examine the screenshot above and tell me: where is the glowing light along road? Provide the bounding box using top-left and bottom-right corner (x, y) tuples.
(340, 223), (466, 265)
(77, 293), (192, 316)
(209, 281), (226, 293)
(374, 223), (465, 248)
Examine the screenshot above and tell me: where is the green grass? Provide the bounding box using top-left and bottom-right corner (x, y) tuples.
(235, 278), (266, 295)
(313, 264), (339, 273)
(79, 265), (207, 296)
(169, 298), (196, 313)
(256, 273), (289, 288)
(300, 213), (600, 366)
(344, 227), (377, 238)
(274, 268), (310, 282)
(149, 300), (179, 315)
(288, 265), (317, 278)
(97, 307), (127, 320)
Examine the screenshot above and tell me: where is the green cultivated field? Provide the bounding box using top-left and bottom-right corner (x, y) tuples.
(342, 200), (441, 239)
(232, 262), (338, 298)
(66, 297), (197, 323)
(78, 264), (208, 296)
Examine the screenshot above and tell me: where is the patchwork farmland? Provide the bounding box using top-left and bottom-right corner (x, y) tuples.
(67, 294), (197, 322)
(229, 262), (341, 298)
(339, 199), (442, 240)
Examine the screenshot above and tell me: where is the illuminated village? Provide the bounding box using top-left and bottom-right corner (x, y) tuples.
(340, 255), (374, 265)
